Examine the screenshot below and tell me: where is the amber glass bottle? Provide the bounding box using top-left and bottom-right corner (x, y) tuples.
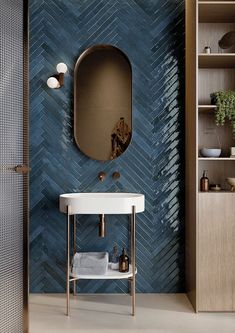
(119, 248), (129, 273)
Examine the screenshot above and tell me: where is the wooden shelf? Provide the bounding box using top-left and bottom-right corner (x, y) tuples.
(198, 157), (235, 160)
(199, 191), (235, 193)
(199, 2), (235, 23)
(199, 54), (235, 68)
(198, 104), (216, 112)
(70, 264), (137, 280)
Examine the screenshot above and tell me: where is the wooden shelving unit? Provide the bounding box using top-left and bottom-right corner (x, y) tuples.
(186, 0), (235, 313)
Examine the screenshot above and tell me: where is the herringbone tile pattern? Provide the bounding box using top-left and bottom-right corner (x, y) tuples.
(29, 0), (185, 293)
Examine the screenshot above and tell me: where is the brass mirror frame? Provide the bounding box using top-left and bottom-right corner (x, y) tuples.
(74, 44), (132, 161)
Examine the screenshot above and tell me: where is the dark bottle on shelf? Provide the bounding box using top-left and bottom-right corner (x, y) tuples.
(200, 170), (209, 192)
(119, 248), (129, 273)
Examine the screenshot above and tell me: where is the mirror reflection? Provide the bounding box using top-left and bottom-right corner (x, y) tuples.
(74, 45), (132, 161)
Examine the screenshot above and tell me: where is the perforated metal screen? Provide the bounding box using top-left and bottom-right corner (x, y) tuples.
(0, 1), (28, 332)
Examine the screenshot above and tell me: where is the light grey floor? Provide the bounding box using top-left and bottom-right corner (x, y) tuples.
(29, 294), (235, 333)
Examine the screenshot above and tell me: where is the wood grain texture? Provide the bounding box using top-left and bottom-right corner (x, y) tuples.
(198, 112), (235, 157)
(198, 69), (235, 104)
(199, 54), (235, 68)
(185, 0), (198, 311)
(198, 23), (235, 54)
(198, 193), (235, 311)
(199, 2), (235, 23)
(198, 160), (235, 190)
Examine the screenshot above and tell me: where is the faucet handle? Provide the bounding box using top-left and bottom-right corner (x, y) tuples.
(112, 171), (120, 180)
(98, 171), (106, 182)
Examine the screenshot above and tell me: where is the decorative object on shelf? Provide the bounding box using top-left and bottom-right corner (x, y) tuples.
(200, 170), (209, 192)
(110, 245), (119, 270)
(226, 178), (235, 191)
(210, 91), (235, 138)
(72, 252), (109, 276)
(204, 46), (211, 54)
(47, 62), (68, 88)
(200, 148), (221, 158)
(230, 147), (235, 158)
(119, 248), (129, 273)
(218, 31), (235, 50)
(210, 184), (221, 191)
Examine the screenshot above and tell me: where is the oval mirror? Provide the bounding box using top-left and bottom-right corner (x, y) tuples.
(74, 45), (132, 161)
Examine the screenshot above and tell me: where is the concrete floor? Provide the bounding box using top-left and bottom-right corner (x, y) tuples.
(29, 294), (235, 333)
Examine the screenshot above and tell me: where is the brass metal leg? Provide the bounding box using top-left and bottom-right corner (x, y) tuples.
(129, 278), (133, 296)
(73, 215), (76, 296)
(66, 206), (71, 316)
(131, 205), (136, 316)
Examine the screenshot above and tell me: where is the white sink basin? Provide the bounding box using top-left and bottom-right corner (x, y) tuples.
(59, 193), (145, 215)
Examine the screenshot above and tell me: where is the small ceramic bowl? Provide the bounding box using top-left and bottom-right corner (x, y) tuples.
(200, 148), (221, 158)
(226, 178), (235, 191)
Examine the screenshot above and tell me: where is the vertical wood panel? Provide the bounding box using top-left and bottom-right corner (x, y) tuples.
(198, 193), (235, 311)
(185, 0), (198, 311)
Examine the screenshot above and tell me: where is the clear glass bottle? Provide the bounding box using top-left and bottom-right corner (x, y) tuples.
(111, 245), (119, 270)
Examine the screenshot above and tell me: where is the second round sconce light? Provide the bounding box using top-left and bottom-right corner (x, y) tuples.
(47, 62), (68, 89)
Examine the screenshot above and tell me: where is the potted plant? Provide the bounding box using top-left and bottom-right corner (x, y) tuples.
(210, 91), (235, 138)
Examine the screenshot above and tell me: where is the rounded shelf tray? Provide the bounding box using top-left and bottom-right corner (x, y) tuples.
(70, 264), (137, 280)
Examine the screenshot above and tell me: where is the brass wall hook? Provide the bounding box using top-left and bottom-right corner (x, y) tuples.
(98, 171), (106, 181)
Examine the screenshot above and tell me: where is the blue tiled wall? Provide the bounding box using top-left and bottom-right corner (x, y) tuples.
(29, 0), (185, 293)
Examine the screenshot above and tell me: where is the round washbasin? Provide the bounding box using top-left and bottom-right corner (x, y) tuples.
(59, 193), (145, 215)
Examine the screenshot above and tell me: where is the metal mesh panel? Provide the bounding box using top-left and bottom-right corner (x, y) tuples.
(0, 1), (25, 332)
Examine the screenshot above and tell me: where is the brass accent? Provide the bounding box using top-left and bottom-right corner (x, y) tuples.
(14, 164), (31, 174)
(131, 205), (136, 316)
(73, 215), (76, 296)
(112, 171), (120, 180)
(99, 214), (106, 237)
(52, 72), (64, 88)
(98, 171), (106, 182)
(66, 206), (71, 316)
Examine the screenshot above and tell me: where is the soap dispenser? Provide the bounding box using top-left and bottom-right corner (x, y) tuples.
(119, 248), (129, 273)
(200, 170), (209, 192)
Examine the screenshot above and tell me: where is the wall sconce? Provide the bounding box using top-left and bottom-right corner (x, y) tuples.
(47, 62), (68, 88)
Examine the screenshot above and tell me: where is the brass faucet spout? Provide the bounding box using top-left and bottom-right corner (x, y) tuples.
(99, 214), (106, 237)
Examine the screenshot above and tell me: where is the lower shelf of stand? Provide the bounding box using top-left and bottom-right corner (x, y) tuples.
(70, 264), (137, 280)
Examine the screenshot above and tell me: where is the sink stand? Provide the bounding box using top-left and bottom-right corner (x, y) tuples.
(65, 205), (137, 317)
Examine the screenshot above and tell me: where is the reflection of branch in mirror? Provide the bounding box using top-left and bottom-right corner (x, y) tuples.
(110, 117), (131, 159)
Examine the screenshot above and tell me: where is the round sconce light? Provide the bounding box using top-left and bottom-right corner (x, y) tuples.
(47, 62), (68, 89)
(56, 62), (68, 74)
